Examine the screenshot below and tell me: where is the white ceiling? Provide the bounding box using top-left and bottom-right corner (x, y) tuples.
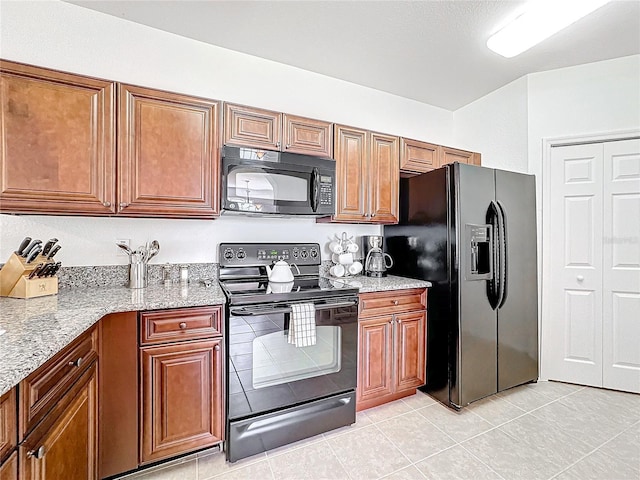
(67, 0), (640, 110)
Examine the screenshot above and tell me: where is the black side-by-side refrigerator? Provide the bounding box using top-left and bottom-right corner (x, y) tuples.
(384, 163), (538, 409)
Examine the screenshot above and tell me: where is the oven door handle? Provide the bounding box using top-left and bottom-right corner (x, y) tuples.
(229, 299), (358, 316)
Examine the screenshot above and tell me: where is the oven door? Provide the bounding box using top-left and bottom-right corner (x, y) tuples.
(226, 297), (358, 422)
(221, 147), (334, 215)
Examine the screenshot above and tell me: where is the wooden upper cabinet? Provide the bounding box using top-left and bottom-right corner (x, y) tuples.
(224, 103), (281, 150)
(333, 125), (368, 222)
(400, 138), (439, 173)
(0, 60), (116, 215)
(118, 85), (221, 218)
(369, 132), (398, 223)
(440, 145), (480, 166)
(282, 114), (332, 157)
(224, 104), (333, 157)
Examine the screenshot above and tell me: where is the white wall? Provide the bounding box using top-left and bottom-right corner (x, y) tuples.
(0, 0), (454, 266)
(453, 76), (529, 172)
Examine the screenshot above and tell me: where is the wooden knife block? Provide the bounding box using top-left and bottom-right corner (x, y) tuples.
(0, 253), (58, 299)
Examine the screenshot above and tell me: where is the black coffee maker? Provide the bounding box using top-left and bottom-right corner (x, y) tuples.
(361, 235), (394, 277)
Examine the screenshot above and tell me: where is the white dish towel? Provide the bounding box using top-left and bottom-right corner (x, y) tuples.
(288, 302), (317, 347)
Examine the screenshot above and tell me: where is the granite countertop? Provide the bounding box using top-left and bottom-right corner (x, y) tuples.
(334, 274), (431, 293)
(0, 274), (430, 397)
(0, 282), (226, 396)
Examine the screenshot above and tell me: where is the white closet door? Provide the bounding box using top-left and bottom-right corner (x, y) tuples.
(603, 139), (640, 393)
(547, 144), (603, 386)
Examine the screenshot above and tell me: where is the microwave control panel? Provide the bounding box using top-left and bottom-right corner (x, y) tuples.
(319, 175), (333, 206)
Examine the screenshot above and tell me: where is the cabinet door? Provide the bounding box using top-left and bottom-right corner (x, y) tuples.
(394, 311), (426, 392)
(282, 114), (332, 157)
(357, 316), (394, 407)
(20, 363), (97, 480)
(224, 103), (281, 150)
(439, 146), (475, 166)
(400, 138), (439, 173)
(0, 452), (17, 480)
(140, 339), (223, 464)
(369, 132), (399, 223)
(0, 389), (16, 463)
(118, 84), (220, 218)
(0, 60), (115, 215)
(333, 125), (368, 222)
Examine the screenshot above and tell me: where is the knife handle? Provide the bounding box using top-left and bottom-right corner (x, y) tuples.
(16, 237), (32, 255)
(42, 238), (59, 256)
(47, 245), (61, 260)
(28, 264), (45, 279)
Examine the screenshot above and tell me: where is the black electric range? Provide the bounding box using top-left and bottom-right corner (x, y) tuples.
(218, 243), (359, 462)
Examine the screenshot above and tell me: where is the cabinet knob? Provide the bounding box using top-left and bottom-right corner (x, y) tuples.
(179, 322), (187, 329)
(393, 300), (399, 305)
(362, 213), (368, 217)
(397, 318), (402, 324)
(285, 144), (290, 149)
(119, 202), (128, 208)
(27, 446), (45, 459)
(102, 201), (111, 207)
(371, 213), (376, 218)
(276, 142), (281, 148)
(214, 344), (220, 351)
(577, 275), (584, 282)
(68, 357), (83, 368)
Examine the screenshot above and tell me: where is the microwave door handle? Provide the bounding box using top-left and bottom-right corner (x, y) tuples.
(311, 167), (319, 212)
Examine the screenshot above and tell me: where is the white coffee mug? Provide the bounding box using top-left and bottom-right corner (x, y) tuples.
(330, 264), (345, 277)
(337, 252), (354, 265)
(347, 242), (359, 253)
(348, 261), (363, 275)
(329, 241), (344, 254)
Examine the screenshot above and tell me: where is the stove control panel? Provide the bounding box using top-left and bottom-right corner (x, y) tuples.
(219, 243), (321, 267)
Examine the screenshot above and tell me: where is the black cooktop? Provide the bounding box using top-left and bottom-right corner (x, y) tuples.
(220, 276), (358, 306)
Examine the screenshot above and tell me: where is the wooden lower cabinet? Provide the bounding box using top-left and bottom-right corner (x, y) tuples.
(357, 290), (427, 411)
(19, 362), (97, 480)
(140, 338), (223, 464)
(0, 452), (17, 480)
(0, 388), (16, 463)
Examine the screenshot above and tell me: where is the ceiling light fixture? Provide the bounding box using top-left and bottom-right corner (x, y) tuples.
(487, 0), (612, 58)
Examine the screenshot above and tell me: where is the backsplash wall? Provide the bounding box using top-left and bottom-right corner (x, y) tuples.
(0, 214), (380, 267)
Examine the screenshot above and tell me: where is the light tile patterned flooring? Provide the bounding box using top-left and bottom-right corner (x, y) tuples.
(119, 381), (640, 480)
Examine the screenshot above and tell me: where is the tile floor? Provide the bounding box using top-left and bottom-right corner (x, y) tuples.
(118, 381), (640, 480)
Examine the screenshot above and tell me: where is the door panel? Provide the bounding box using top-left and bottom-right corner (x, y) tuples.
(282, 114), (332, 157)
(495, 170), (538, 391)
(223, 103), (281, 150)
(603, 139), (640, 393)
(357, 317), (393, 406)
(547, 144), (603, 386)
(454, 164), (497, 406)
(369, 133), (399, 223)
(394, 311), (426, 391)
(333, 125), (367, 221)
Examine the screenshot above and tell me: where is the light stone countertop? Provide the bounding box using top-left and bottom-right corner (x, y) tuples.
(0, 282), (226, 396)
(333, 274), (431, 293)
(0, 275), (430, 396)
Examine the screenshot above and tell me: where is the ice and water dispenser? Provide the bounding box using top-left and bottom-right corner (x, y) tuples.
(465, 224), (492, 280)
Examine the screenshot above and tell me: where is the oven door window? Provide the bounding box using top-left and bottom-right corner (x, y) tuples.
(227, 305), (358, 419)
(226, 166), (310, 212)
(252, 326), (341, 389)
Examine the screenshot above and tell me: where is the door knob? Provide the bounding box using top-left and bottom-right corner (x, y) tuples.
(577, 275), (585, 282)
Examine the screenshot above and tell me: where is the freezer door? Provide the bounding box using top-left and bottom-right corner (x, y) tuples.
(453, 164), (498, 407)
(495, 170), (538, 391)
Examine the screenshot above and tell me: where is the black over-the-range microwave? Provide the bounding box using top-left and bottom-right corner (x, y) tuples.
(221, 145), (335, 216)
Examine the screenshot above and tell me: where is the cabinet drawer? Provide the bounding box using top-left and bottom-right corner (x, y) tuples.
(19, 326), (97, 439)
(140, 306), (222, 345)
(359, 288), (427, 319)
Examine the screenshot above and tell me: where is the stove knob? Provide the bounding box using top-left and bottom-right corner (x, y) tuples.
(300, 250), (309, 259)
(310, 248), (318, 258)
(236, 250), (246, 260)
(223, 248), (234, 260)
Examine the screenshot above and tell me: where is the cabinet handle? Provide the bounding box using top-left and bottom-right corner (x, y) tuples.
(371, 213), (376, 218)
(179, 322), (187, 329)
(362, 213), (368, 217)
(119, 202), (128, 208)
(577, 275), (584, 282)
(102, 201), (111, 207)
(27, 446), (45, 459)
(397, 318), (402, 324)
(285, 144), (290, 149)
(276, 141), (281, 148)
(215, 345), (220, 351)
(68, 357), (83, 368)
(393, 300), (399, 305)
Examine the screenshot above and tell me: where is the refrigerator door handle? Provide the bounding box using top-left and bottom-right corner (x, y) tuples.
(496, 201), (508, 308)
(486, 201), (501, 309)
